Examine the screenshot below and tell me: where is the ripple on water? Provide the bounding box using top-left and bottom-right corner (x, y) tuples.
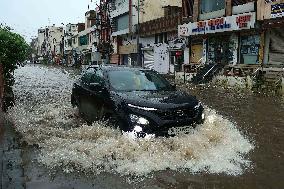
(9, 65), (254, 178)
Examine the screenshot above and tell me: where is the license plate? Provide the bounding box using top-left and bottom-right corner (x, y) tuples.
(168, 126), (192, 135)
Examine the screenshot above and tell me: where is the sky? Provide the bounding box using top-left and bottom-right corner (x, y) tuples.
(0, 0), (99, 43)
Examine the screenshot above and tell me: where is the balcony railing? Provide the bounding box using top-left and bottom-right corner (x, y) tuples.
(139, 13), (182, 37)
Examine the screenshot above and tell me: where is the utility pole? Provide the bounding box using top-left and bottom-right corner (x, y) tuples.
(136, 0), (141, 67)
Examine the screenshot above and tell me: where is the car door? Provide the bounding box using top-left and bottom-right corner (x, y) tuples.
(79, 69), (95, 121)
(86, 69), (107, 122)
(84, 68), (112, 123)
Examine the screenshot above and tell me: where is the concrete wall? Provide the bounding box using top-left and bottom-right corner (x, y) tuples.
(282, 77), (284, 95)
(37, 29), (45, 56)
(110, 0), (129, 18)
(213, 75), (284, 96)
(154, 43), (170, 74)
(0, 64), (3, 109)
(257, 0), (284, 20)
(139, 0), (182, 23)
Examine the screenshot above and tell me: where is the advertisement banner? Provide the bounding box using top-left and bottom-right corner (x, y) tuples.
(178, 12), (256, 37)
(271, 3), (284, 18)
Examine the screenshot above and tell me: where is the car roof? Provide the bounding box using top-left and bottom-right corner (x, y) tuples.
(86, 65), (152, 72)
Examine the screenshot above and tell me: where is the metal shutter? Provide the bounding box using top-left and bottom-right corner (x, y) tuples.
(143, 50), (154, 70)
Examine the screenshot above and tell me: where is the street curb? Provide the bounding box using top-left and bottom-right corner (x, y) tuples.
(0, 111), (5, 189)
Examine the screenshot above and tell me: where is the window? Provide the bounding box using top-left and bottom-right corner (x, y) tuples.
(155, 33), (166, 44)
(201, 0), (225, 13)
(81, 71), (93, 84)
(108, 70), (172, 92)
(116, 14), (129, 31)
(164, 33), (168, 43)
(240, 35), (260, 64)
(79, 35), (88, 46)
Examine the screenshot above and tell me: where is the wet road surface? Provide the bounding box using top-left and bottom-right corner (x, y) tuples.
(4, 64), (283, 189)
(183, 84), (284, 189)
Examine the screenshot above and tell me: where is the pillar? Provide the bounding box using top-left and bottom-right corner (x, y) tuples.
(226, 0), (232, 16)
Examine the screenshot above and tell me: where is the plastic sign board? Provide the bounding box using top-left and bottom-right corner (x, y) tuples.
(178, 12), (256, 37)
(271, 3), (284, 18)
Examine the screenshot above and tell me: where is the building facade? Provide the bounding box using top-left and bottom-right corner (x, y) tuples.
(258, 0), (284, 65)
(78, 10), (101, 65)
(64, 23), (79, 65)
(139, 1), (183, 73)
(48, 25), (64, 62)
(179, 0), (259, 73)
(109, 0), (139, 65)
(96, 0), (112, 64)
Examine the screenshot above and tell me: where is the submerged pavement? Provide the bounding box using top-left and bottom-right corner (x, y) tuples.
(0, 112), (25, 189)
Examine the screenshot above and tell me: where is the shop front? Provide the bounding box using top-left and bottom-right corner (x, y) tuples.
(258, 0), (284, 66)
(169, 50), (184, 72)
(190, 38), (204, 64)
(239, 33), (260, 65)
(268, 27), (284, 65)
(179, 12), (258, 66)
(119, 44), (138, 66)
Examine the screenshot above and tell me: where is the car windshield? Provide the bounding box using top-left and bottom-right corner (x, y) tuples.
(108, 70), (173, 92)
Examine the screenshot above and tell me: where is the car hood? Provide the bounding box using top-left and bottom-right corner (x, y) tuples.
(111, 90), (199, 110)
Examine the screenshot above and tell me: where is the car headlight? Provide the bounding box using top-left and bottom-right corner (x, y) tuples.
(202, 113), (205, 120)
(130, 114), (149, 125)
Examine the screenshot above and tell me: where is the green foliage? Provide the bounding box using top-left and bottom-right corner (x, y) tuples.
(0, 24), (29, 86)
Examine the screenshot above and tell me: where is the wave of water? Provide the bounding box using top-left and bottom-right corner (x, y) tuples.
(9, 65), (254, 178)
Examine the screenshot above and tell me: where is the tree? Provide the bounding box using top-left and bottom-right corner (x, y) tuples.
(0, 24), (30, 111)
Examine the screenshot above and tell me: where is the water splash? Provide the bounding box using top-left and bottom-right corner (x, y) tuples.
(9, 65), (254, 178)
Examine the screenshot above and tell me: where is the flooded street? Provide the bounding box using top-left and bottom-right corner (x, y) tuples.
(183, 84), (284, 189)
(7, 64), (283, 189)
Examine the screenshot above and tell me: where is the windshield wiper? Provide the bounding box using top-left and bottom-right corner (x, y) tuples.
(135, 89), (157, 92)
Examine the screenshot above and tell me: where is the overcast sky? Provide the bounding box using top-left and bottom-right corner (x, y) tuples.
(0, 0), (99, 42)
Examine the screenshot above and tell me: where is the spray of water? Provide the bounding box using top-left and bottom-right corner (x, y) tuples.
(9, 65), (254, 178)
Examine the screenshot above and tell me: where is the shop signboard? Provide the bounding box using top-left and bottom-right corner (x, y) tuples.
(178, 24), (190, 37)
(178, 12), (256, 37)
(271, 3), (284, 18)
(119, 44), (137, 54)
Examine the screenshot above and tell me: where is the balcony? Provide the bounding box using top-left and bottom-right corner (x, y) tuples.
(139, 13), (182, 37)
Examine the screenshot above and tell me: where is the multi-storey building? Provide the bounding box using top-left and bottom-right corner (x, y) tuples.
(46, 25), (64, 63)
(96, 0), (112, 64)
(70, 23), (85, 66)
(179, 0), (258, 70)
(77, 10), (101, 65)
(64, 23), (79, 65)
(37, 28), (47, 57)
(109, 0), (140, 65)
(258, 0), (284, 65)
(138, 0), (183, 73)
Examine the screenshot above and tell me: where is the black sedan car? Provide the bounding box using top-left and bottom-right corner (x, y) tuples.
(71, 66), (205, 137)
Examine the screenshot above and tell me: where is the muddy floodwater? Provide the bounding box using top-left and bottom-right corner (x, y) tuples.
(8, 64), (284, 189)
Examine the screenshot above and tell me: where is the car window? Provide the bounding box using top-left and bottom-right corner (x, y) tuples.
(108, 70), (172, 92)
(91, 70), (104, 84)
(81, 69), (104, 85)
(81, 71), (93, 84)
